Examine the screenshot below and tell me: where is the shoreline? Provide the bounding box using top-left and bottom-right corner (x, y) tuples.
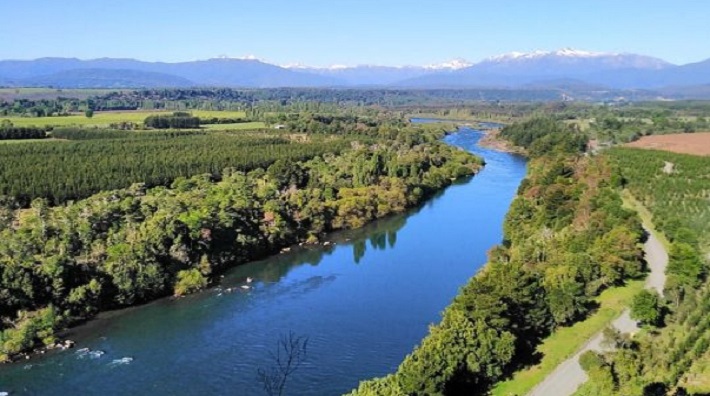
(1, 144), (485, 365)
(476, 128), (525, 154)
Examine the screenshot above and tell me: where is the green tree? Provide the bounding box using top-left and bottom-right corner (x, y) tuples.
(630, 289), (661, 326)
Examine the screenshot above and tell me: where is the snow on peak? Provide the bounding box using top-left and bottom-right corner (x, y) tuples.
(281, 62), (313, 69)
(327, 64), (351, 70)
(486, 48), (614, 62)
(554, 48), (609, 57)
(215, 54), (262, 61)
(424, 58), (473, 70)
(283, 63), (354, 70)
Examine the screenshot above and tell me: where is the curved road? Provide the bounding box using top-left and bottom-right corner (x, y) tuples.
(527, 227), (668, 396)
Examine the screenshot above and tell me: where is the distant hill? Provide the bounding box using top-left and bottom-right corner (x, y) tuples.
(659, 58), (710, 87)
(22, 69), (195, 88)
(658, 84), (710, 99)
(0, 57), (340, 88)
(1, 51), (710, 96)
(158, 58), (342, 87)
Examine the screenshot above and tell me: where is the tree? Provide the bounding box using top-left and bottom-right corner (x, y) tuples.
(630, 289), (661, 326)
(85, 109), (94, 118)
(667, 242), (704, 288)
(257, 332), (309, 396)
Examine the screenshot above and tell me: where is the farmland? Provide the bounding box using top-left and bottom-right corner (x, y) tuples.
(1, 110), (248, 128)
(625, 132), (710, 156)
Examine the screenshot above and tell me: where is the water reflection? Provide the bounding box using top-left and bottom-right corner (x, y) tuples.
(223, 210), (410, 285)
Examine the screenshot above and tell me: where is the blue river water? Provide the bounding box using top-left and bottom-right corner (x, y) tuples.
(0, 124), (526, 396)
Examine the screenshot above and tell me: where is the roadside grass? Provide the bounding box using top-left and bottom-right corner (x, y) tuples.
(571, 379), (596, 395)
(492, 280), (644, 396)
(620, 189), (672, 250)
(1, 110), (247, 128)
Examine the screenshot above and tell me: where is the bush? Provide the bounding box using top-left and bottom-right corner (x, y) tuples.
(174, 269), (208, 296)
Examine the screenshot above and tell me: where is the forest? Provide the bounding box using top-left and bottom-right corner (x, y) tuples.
(0, 115), (483, 362)
(0, 129), (352, 206)
(0, 111), (415, 206)
(350, 118), (646, 395)
(576, 148), (710, 395)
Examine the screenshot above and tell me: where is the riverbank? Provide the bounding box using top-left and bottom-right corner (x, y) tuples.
(0, 127), (484, 363)
(350, 122), (643, 395)
(0, 127), (528, 395)
(476, 128), (524, 154)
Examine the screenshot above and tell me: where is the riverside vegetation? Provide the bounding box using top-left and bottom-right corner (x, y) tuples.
(350, 117), (646, 395)
(576, 148), (710, 395)
(3, 89), (710, 391)
(0, 111), (482, 362)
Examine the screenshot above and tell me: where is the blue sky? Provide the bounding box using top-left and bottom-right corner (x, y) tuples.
(1, 0), (708, 66)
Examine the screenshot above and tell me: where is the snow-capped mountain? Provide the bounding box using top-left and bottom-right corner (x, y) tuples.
(1, 49), (710, 91)
(398, 48), (679, 88)
(282, 59), (472, 85)
(486, 48), (611, 62)
(474, 48), (672, 74)
(424, 58), (474, 70)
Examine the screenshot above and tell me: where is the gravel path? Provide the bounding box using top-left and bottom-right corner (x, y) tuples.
(527, 227), (668, 396)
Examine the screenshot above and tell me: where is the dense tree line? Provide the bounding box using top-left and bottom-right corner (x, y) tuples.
(198, 116), (249, 124)
(350, 120), (644, 395)
(50, 128), (206, 141)
(143, 112), (201, 129)
(499, 116), (588, 157)
(2, 89), (555, 119)
(0, 121), (47, 140)
(92, 88), (561, 109)
(0, 130), (349, 206)
(0, 125), (482, 361)
(590, 114), (710, 144)
(577, 148), (710, 395)
(0, 98), (82, 117)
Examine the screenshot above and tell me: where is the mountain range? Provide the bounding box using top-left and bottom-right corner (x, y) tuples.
(2, 49), (710, 97)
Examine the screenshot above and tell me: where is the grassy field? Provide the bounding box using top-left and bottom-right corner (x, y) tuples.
(492, 280), (644, 396)
(1, 110), (247, 128)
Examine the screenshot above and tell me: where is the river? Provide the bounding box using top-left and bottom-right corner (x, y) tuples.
(0, 124), (527, 396)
